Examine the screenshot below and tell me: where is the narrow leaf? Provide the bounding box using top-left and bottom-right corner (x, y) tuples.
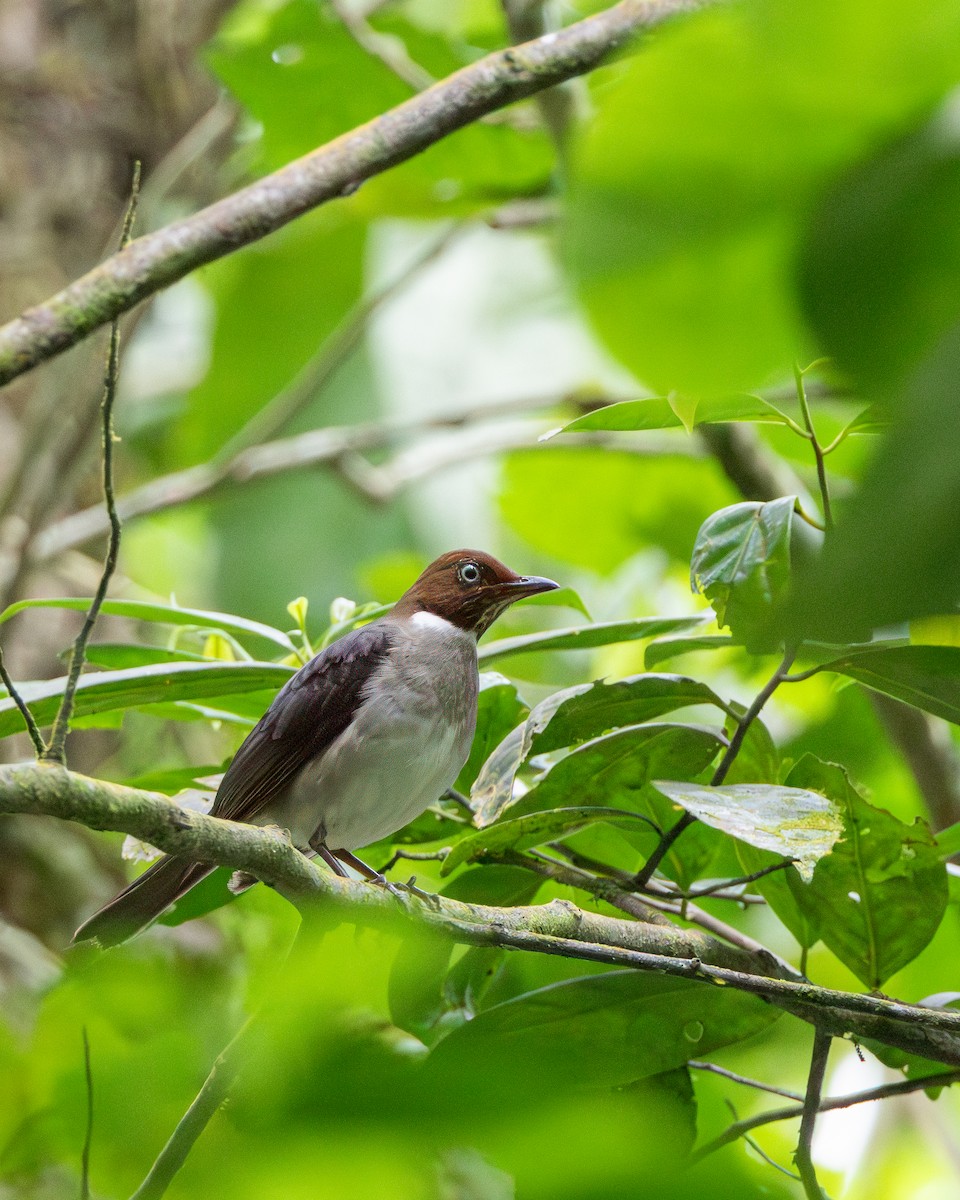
(478, 616), (707, 666)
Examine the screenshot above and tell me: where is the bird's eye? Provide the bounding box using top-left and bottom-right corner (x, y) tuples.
(458, 561), (482, 585)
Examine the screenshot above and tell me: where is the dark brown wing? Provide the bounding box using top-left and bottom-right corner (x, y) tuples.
(212, 621), (395, 823)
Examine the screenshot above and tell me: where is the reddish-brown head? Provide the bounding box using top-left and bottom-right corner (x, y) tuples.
(393, 549), (559, 637)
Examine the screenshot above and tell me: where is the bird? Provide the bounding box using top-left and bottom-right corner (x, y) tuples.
(73, 550), (558, 946)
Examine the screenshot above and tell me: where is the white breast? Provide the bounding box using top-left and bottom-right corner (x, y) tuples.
(268, 614), (478, 852)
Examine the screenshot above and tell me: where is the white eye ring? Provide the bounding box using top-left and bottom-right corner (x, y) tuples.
(459, 561), (481, 585)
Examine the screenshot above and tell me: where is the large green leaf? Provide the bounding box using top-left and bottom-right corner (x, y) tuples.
(502, 724), (724, 826)
(0, 596), (296, 653)
(552, 394), (793, 437)
(783, 334), (960, 641)
(644, 635), (736, 670)
(477, 616), (707, 667)
(786, 756), (948, 987)
(442, 807), (658, 876)
(426, 971), (779, 1091)
(817, 645), (960, 726)
(500, 448), (738, 574)
(472, 674), (728, 825)
(651, 780), (842, 882)
(565, 0), (960, 394)
(0, 661), (292, 740)
(690, 498), (795, 650)
(800, 104), (960, 397)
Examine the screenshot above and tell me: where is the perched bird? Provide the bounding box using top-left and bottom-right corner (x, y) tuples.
(74, 550), (558, 946)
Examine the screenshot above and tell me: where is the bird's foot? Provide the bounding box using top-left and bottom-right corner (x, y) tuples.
(398, 875), (442, 909)
(367, 872), (408, 905)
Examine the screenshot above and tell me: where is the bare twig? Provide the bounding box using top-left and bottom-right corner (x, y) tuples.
(0, 644), (45, 755)
(688, 1060), (802, 1101)
(31, 411), (685, 563)
(795, 1028), (832, 1200)
(130, 1019), (251, 1200)
(0, 0), (708, 388)
(42, 164), (140, 765)
(693, 1066), (960, 1163)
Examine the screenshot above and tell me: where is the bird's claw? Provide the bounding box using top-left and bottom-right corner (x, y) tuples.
(399, 875), (442, 908)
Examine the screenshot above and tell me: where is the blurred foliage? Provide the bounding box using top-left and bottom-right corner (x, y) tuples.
(5, 1), (960, 1199)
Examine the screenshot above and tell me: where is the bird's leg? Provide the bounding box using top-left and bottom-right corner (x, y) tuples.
(332, 848), (408, 903)
(308, 831), (349, 878)
(401, 875), (442, 909)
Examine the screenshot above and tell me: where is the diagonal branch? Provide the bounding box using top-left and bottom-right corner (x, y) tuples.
(0, 0), (707, 388)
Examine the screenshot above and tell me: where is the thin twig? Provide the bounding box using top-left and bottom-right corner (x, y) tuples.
(81, 1027), (93, 1200)
(689, 1060), (802, 1101)
(795, 1027), (832, 1200)
(682, 858), (795, 898)
(0, 644), (45, 755)
(693, 1067), (960, 1164)
(130, 1019), (251, 1200)
(377, 847), (451, 875)
(794, 363), (833, 530)
(42, 164), (140, 765)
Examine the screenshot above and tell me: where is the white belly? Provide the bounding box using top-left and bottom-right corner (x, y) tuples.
(263, 612), (478, 851)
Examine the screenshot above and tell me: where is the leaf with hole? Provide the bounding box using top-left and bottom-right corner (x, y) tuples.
(651, 779), (842, 882)
(784, 755), (948, 987)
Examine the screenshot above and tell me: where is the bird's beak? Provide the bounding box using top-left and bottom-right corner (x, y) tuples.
(504, 574), (560, 599)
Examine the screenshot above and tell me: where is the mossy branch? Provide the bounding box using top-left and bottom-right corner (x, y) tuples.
(4, 762), (960, 1067)
(0, 0), (706, 388)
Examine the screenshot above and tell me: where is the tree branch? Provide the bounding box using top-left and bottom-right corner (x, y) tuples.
(795, 1027), (831, 1200)
(5, 763), (960, 1065)
(0, 0), (707, 388)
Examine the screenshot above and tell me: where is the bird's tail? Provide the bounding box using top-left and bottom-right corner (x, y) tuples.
(73, 855), (214, 948)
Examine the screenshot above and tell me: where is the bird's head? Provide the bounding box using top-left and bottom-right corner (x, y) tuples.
(394, 549), (559, 637)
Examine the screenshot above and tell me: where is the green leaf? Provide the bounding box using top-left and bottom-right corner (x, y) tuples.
(0, 596), (296, 653)
(786, 755), (948, 987)
(783, 334), (960, 641)
(691, 498), (795, 650)
(651, 780), (843, 882)
(504, 724), (724, 826)
(81, 644), (210, 670)
(500, 447), (738, 573)
(552, 394), (794, 437)
(0, 661), (292, 740)
(819, 645), (960, 725)
(566, 0), (960, 393)
(456, 674), (528, 795)
(426, 971), (779, 1091)
(478, 616), (708, 667)
(799, 105), (960, 396)
(935, 821), (960, 861)
(736, 842), (821, 949)
(515, 586), (592, 620)
(472, 674), (729, 826)
(442, 807), (659, 876)
(644, 636), (736, 670)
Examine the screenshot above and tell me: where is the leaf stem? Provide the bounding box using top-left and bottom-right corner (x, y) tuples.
(794, 363), (833, 530)
(42, 163), (140, 765)
(633, 647), (797, 888)
(130, 1018), (250, 1200)
(81, 1027), (93, 1200)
